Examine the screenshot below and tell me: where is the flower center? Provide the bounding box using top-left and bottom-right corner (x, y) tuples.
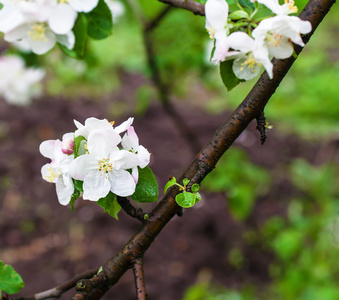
(45, 167), (61, 183)
(266, 32), (283, 48)
(284, 0), (298, 13)
(98, 158), (113, 177)
(28, 23), (48, 42)
(240, 54), (261, 71)
(58, 0), (68, 3)
(207, 27), (216, 39)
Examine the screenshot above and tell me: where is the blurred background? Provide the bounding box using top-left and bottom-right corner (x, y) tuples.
(1, 0), (339, 299)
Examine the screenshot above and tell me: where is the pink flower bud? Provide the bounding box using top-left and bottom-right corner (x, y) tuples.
(61, 137), (74, 155)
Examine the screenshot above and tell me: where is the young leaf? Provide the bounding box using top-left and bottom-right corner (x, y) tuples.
(183, 178), (190, 186)
(59, 13), (88, 59)
(191, 183), (200, 193)
(0, 261), (24, 295)
(131, 167), (158, 203)
(220, 60), (240, 91)
(164, 177), (177, 194)
(97, 192), (121, 219)
(73, 135), (87, 158)
(86, 0), (113, 40)
(175, 191), (196, 208)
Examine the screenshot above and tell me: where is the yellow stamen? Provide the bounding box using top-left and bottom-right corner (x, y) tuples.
(45, 167), (60, 183)
(266, 32), (283, 48)
(207, 27), (215, 39)
(284, 0), (298, 13)
(98, 158), (113, 178)
(28, 23), (48, 42)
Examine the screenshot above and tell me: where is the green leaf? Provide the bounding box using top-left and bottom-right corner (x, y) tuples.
(131, 167), (158, 203)
(164, 176), (177, 194)
(59, 13), (88, 59)
(228, 10), (250, 20)
(175, 191), (196, 208)
(238, 0), (255, 10)
(183, 178), (190, 186)
(191, 183), (200, 193)
(73, 135), (87, 158)
(0, 261), (24, 295)
(86, 0), (113, 40)
(73, 179), (84, 192)
(195, 192), (202, 203)
(220, 60), (241, 91)
(97, 192), (121, 219)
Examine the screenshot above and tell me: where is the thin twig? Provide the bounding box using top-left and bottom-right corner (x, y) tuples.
(133, 258), (148, 300)
(117, 196), (146, 221)
(11, 267), (99, 300)
(157, 0), (205, 16)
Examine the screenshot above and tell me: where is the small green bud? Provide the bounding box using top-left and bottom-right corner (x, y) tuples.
(191, 183), (200, 193)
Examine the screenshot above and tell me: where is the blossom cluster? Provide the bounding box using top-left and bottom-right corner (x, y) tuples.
(0, 0), (99, 54)
(205, 0), (312, 80)
(0, 55), (45, 105)
(40, 117), (151, 205)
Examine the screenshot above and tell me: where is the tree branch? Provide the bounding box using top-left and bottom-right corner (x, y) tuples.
(157, 0), (205, 16)
(133, 258), (148, 300)
(11, 267), (99, 300)
(117, 196), (147, 221)
(71, 0), (335, 297)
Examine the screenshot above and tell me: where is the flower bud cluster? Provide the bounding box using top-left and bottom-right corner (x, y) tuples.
(0, 0), (99, 54)
(205, 0), (312, 80)
(40, 117), (151, 205)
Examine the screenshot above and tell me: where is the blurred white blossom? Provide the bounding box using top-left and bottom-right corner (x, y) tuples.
(105, 0), (125, 23)
(0, 55), (44, 105)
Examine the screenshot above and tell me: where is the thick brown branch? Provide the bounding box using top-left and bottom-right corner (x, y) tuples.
(157, 0), (205, 16)
(133, 258), (148, 300)
(71, 0), (335, 298)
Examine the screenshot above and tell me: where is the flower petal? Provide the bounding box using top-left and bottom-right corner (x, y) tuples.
(109, 169), (136, 197)
(69, 0), (99, 12)
(56, 176), (74, 205)
(49, 4), (77, 35)
(83, 171), (111, 201)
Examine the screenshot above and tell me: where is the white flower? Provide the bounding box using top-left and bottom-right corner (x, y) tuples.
(0, 0), (75, 54)
(205, 0), (229, 63)
(254, 0), (298, 15)
(68, 0), (99, 12)
(226, 32), (273, 80)
(104, 0), (125, 23)
(252, 15), (312, 59)
(74, 117), (115, 139)
(40, 136), (75, 205)
(70, 129), (139, 200)
(114, 117), (134, 134)
(0, 55), (45, 105)
(121, 126), (150, 183)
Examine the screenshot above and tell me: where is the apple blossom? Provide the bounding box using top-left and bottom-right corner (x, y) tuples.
(0, 0), (76, 54)
(70, 129), (140, 200)
(74, 117), (116, 139)
(40, 137), (75, 206)
(205, 0), (229, 63)
(0, 55), (45, 105)
(252, 15), (312, 59)
(254, 0), (298, 15)
(121, 126), (151, 183)
(226, 32), (273, 80)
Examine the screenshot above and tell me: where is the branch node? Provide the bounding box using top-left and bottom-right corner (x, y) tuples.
(117, 196), (147, 222)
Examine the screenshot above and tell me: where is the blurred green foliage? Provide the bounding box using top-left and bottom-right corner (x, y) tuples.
(202, 148), (270, 221)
